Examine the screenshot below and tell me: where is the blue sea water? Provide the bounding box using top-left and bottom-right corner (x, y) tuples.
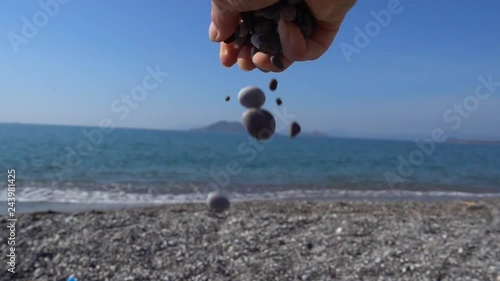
(0, 123), (499, 212)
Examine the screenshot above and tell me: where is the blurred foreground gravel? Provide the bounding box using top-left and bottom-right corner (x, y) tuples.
(1, 199), (500, 281)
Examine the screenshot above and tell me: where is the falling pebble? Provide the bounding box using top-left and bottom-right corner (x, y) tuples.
(225, 96), (230, 102)
(242, 108), (276, 140)
(276, 98), (282, 106)
(238, 86), (266, 109)
(269, 79), (278, 91)
(207, 192), (231, 213)
(289, 121), (301, 138)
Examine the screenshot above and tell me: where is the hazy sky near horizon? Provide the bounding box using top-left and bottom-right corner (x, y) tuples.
(1, 0), (499, 139)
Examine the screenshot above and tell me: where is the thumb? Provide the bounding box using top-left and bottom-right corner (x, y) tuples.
(209, 1), (240, 42)
(210, 0), (280, 42)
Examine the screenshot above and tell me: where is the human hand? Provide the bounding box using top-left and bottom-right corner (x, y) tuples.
(209, 0), (357, 72)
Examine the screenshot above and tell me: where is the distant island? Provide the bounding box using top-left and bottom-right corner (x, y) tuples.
(302, 131), (331, 138)
(189, 121), (246, 133)
(189, 121), (331, 138)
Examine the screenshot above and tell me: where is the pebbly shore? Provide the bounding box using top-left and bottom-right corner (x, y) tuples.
(1, 199), (500, 281)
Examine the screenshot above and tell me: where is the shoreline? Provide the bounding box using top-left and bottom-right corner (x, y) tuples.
(3, 188), (500, 215)
(3, 194), (500, 215)
(1, 199), (499, 280)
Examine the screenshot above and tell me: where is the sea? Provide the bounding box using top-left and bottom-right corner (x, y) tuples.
(1, 123), (499, 214)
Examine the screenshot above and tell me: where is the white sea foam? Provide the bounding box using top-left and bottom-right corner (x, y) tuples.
(1, 186), (500, 205)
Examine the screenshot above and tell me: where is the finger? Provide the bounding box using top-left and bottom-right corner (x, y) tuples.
(278, 19), (307, 61)
(301, 0), (355, 60)
(210, 0), (280, 42)
(210, 1), (239, 42)
(303, 23), (339, 60)
(220, 43), (239, 67)
(214, 0), (280, 12)
(252, 52), (293, 73)
(305, 0), (357, 22)
(237, 45), (256, 71)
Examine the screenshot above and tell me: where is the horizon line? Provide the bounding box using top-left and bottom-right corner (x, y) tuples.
(1, 121), (498, 143)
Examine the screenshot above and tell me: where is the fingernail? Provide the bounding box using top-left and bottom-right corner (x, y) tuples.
(209, 22), (219, 42)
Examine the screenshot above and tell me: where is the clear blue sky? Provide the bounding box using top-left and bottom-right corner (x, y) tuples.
(1, 0), (499, 140)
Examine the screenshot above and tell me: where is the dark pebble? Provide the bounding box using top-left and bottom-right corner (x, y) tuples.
(300, 11), (314, 37)
(221, 1), (317, 72)
(234, 33), (249, 46)
(242, 108), (276, 140)
(251, 32), (282, 54)
(241, 11), (255, 27)
(276, 98), (282, 106)
(269, 79), (278, 91)
(295, 2), (315, 38)
(239, 20), (250, 37)
(271, 55), (284, 70)
(289, 121), (301, 138)
(253, 20), (277, 33)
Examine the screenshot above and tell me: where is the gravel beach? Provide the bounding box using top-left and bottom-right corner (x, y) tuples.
(2, 199), (500, 281)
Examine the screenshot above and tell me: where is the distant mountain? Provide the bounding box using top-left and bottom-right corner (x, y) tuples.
(191, 121), (334, 138)
(190, 121), (245, 133)
(301, 130), (331, 138)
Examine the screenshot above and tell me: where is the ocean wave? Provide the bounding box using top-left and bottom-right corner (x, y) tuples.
(2, 186), (500, 205)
